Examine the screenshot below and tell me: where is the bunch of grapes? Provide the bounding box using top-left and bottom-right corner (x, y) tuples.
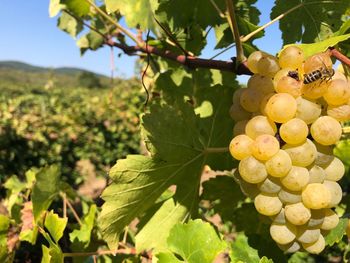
(229, 46), (349, 254)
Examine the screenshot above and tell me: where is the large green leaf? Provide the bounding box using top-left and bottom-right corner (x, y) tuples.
(156, 219), (227, 263)
(32, 165), (60, 221)
(49, 0), (65, 17)
(271, 0), (350, 44)
(57, 12), (83, 38)
(105, 0), (158, 30)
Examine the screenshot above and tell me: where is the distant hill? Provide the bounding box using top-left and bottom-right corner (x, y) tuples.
(0, 61), (115, 89)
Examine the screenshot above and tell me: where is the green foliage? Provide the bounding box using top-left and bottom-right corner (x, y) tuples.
(78, 71), (102, 88)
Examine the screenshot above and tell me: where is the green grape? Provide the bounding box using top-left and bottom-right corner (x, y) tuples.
(239, 156), (268, 183)
(280, 118), (308, 145)
(254, 193), (282, 216)
(310, 116), (342, 146)
(229, 134), (253, 160)
(285, 202), (311, 225)
(302, 183), (331, 209)
(265, 150), (292, 177)
(283, 139), (317, 167)
(280, 166), (309, 191)
(245, 115), (277, 139)
(270, 223), (297, 245)
(252, 134), (280, 161)
(265, 93), (297, 123)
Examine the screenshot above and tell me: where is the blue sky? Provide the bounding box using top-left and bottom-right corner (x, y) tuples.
(0, 1), (282, 79)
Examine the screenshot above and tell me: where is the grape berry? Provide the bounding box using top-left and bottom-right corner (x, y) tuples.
(229, 47), (349, 254)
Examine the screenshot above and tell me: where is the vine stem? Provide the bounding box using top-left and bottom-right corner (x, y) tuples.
(329, 47), (350, 67)
(225, 0), (246, 63)
(59, 193), (82, 226)
(204, 147), (229, 154)
(241, 3), (303, 43)
(83, 0), (142, 46)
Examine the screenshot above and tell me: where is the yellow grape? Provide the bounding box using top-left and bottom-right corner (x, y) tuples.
(229, 103), (251, 121)
(252, 134), (280, 160)
(233, 120), (248, 136)
(320, 209), (339, 230)
(239, 156), (268, 183)
(265, 150), (292, 178)
(308, 209), (325, 228)
(278, 242), (301, 254)
(297, 226), (320, 244)
(303, 52), (332, 73)
(247, 74), (275, 94)
(258, 176), (282, 194)
(273, 68), (293, 87)
(270, 223), (297, 245)
(271, 208), (286, 224)
(302, 81), (329, 99)
(254, 193), (282, 216)
(323, 79), (350, 106)
(265, 93), (297, 123)
(234, 170), (260, 198)
(247, 51), (268, 74)
(240, 88), (264, 112)
(302, 235), (325, 254)
(295, 97), (321, 124)
(245, 115), (277, 139)
(310, 116), (342, 146)
(278, 46), (304, 70)
(308, 165), (326, 184)
(229, 135), (254, 160)
(282, 139), (317, 167)
(275, 75), (302, 97)
(327, 104), (350, 122)
(278, 188), (302, 204)
(279, 118), (308, 145)
(302, 183), (331, 209)
(259, 92), (275, 116)
(257, 55), (280, 77)
(314, 142), (334, 167)
(280, 166), (309, 191)
(323, 180), (342, 208)
(322, 157), (345, 182)
(285, 202), (311, 225)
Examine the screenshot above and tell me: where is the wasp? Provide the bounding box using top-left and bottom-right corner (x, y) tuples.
(303, 62), (334, 84)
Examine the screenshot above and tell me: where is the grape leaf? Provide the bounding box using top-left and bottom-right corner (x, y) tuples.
(283, 33), (350, 58)
(105, 0), (158, 30)
(325, 217), (348, 246)
(69, 204), (96, 248)
(41, 230), (63, 263)
(49, 0), (65, 17)
(135, 182), (197, 254)
(44, 211), (67, 244)
(158, 219), (227, 263)
(57, 12), (83, 38)
(31, 165), (60, 221)
(201, 175), (245, 221)
(61, 0), (90, 17)
(271, 0), (350, 44)
(0, 215), (9, 247)
(229, 233), (261, 263)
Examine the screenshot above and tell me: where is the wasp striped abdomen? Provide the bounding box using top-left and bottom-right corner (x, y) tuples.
(303, 70), (322, 84)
